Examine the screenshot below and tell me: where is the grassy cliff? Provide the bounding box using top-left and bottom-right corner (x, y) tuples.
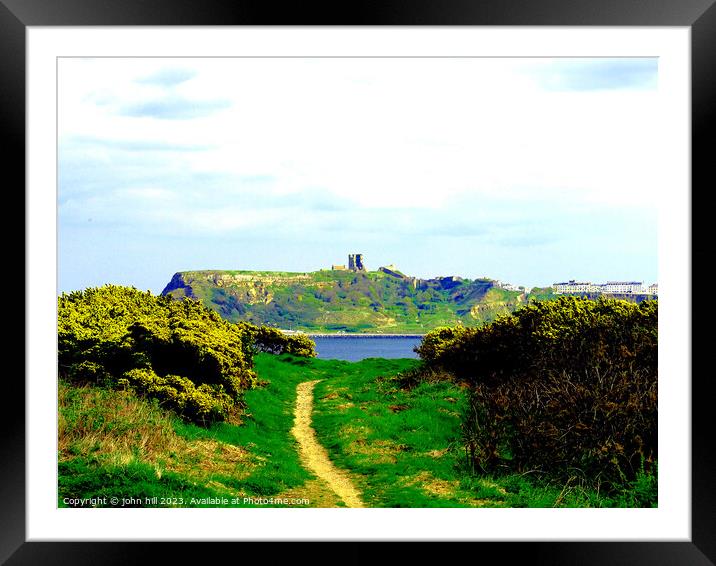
(162, 269), (553, 333)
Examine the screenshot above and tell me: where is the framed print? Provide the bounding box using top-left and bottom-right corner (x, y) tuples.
(7, 0), (714, 563)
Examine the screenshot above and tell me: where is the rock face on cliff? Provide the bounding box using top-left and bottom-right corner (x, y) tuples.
(161, 269), (538, 333)
(162, 272), (196, 298)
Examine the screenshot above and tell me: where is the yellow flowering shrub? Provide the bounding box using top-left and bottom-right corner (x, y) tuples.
(122, 368), (234, 423)
(58, 285), (316, 424)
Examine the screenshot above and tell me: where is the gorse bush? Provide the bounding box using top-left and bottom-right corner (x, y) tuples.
(243, 325), (317, 358)
(58, 285), (315, 423)
(417, 296), (657, 381)
(119, 369), (236, 423)
(460, 365), (657, 490)
(417, 297), (657, 493)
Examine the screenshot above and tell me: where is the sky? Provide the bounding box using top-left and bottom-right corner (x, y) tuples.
(58, 57), (659, 294)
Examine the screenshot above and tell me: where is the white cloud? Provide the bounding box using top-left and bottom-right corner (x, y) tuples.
(58, 57), (659, 289)
(60, 58), (660, 213)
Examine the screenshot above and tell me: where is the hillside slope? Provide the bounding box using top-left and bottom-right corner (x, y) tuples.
(162, 269), (546, 333)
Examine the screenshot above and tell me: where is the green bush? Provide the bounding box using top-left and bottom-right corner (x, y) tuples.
(418, 296), (657, 382)
(120, 369), (235, 423)
(413, 325), (469, 364)
(241, 324), (317, 357)
(417, 297), (657, 492)
(57, 285), (315, 424)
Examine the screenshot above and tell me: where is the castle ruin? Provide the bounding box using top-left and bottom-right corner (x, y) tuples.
(330, 253), (366, 272)
(348, 253), (365, 272)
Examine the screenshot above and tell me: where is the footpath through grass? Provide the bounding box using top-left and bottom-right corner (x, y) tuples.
(59, 354), (341, 507)
(59, 354), (654, 508)
(310, 357), (520, 507)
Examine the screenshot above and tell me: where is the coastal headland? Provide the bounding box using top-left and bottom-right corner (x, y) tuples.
(161, 266), (547, 333)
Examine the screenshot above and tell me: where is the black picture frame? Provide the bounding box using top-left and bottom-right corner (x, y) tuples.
(7, 1), (713, 564)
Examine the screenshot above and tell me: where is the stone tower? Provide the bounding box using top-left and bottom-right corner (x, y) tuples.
(348, 253), (365, 271)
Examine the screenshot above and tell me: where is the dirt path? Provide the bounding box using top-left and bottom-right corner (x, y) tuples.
(291, 380), (365, 508)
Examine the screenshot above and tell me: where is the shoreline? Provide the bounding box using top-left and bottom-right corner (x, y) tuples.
(283, 332), (425, 338)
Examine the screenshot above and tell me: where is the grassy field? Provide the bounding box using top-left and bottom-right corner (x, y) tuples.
(59, 354), (655, 508)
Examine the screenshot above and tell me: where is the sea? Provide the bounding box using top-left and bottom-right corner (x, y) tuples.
(309, 335), (423, 362)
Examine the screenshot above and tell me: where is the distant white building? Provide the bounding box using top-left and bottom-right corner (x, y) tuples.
(600, 281), (644, 294)
(495, 280), (527, 293)
(553, 280), (658, 295)
(553, 280), (597, 294)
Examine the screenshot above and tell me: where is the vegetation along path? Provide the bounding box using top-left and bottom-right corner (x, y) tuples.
(292, 379), (365, 508)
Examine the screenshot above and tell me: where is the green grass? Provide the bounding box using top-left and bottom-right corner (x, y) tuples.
(58, 354), (656, 508)
(311, 357), (498, 507)
(58, 458), (233, 508)
(58, 381), (250, 507)
(171, 353), (334, 499)
(307, 357), (656, 508)
(58, 354), (334, 507)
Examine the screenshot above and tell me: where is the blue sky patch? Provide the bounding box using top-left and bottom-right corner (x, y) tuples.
(538, 59), (658, 91)
(136, 68), (198, 87)
(118, 96), (231, 119)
